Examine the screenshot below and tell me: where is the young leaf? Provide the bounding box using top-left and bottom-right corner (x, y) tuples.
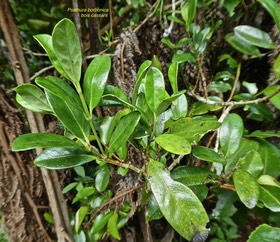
(155, 134), (191, 155)
(144, 67), (165, 113)
(36, 76), (90, 140)
(107, 212), (120, 240)
(15, 84), (52, 113)
(148, 159), (209, 241)
(234, 25), (275, 49)
(132, 60), (152, 104)
(233, 169), (259, 209)
(257, 0), (280, 31)
(248, 224), (280, 242)
(168, 62), (178, 94)
(95, 165), (110, 192)
(83, 56), (111, 112)
(75, 206), (89, 233)
(108, 111), (141, 153)
(220, 113), (244, 158)
(225, 33), (261, 57)
(33, 34), (70, 79)
(52, 18), (82, 84)
(34, 147), (96, 169)
(12, 133), (80, 151)
(91, 212), (114, 234)
(193, 146), (226, 164)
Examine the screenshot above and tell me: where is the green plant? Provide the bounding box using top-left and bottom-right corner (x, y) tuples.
(11, 0), (280, 239)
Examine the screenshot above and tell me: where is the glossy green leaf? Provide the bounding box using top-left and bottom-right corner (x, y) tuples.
(151, 55), (162, 71)
(108, 111), (141, 153)
(12, 133), (80, 151)
(169, 116), (220, 144)
(146, 194), (163, 221)
(182, 0), (197, 29)
(95, 165), (110, 192)
(257, 139), (280, 178)
(193, 146), (226, 164)
(62, 182), (78, 194)
(36, 76), (90, 140)
(248, 224), (280, 242)
(233, 169), (259, 209)
(225, 138), (259, 175)
(52, 18), (82, 84)
(34, 34), (70, 79)
(155, 134), (191, 155)
(238, 150), (263, 178)
(190, 101), (222, 116)
(156, 91), (186, 116)
(257, 0), (280, 31)
(273, 54), (280, 78)
(171, 166), (217, 186)
(15, 84), (52, 113)
(107, 212), (120, 240)
(132, 60), (152, 104)
(144, 67), (165, 113)
(225, 33), (261, 57)
(208, 81), (232, 93)
(84, 56), (111, 112)
(75, 206), (88, 233)
(100, 116), (116, 144)
(168, 62), (178, 93)
(246, 130), (280, 138)
(34, 147), (96, 169)
(148, 159), (209, 241)
(171, 94), (188, 120)
(220, 113), (244, 158)
(91, 212), (114, 234)
(234, 25), (275, 49)
(100, 85), (129, 107)
(172, 51), (195, 63)
(43, 212), (54, 224)
(258, 175), (280, 188)
(263, 85), (280, 109)
(259, 186), (280, 212)
(72, 187), (95, 204)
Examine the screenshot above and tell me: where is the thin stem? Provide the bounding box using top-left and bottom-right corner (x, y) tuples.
(226, 63), (241, 102)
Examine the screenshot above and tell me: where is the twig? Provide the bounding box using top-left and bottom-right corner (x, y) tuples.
(226, 63), (241, 102)
(30, 65), (54, 81)
(23, 48), (48, 57)
(163, 0), (176, 37)
(187, 86), (280, 106)
(168, 155), (184, 170)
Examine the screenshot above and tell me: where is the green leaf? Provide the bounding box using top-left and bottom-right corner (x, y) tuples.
(208, 81), (232, 93)
(233, 169), (259, 209)
(258, 186), (280, 212)
(182, 0), (197, 29)
(107, 212), (120, 240)
(36, 76), (90, 140)
(234, 25), (275, 49)
(146, 194), (163, 221)
(156, 91), (186, 116)
(144, 67), (165, 113)
(100, 116), (116, 145)
(132, 60), (152, 104)
(225, 33), (261, 57)
(108, 111), (141, 153)
(72, 187), (95, 204)
(91, 212), (114, 234)
(257, 0), (280, 32)
(193, 146), (226, 164)
(12, 133), (80, 151)
(238, 150), (263, 178)
(225, 138), (259, 175)
(220, 113), (244, 158)
(273, 55), (280, 78)
(95, 165), (110, 192)
(246, 130), (280, 138)
(263, 85), (280, 109)
(257, 139), (280, 178)
(43, 212), (54, 224)
(34, 34), (70, 79)
(258, 175), (280, 188)
(148, 159), (209, 241)
(155, 134), (191, 155)
(75, 206), (88, 233)
(190, 100), (222, 116)
(62, 182), (78, 194)
(169, 116), (220, 144)
(52, 18), (82, 84)
(151, 55), (162, 71)
(15, 84), (52, 113)
(248, 224), (280, 242)
(84, 56), (111, 112)
(34, 147), (96, 169)
(171, 94), (188, 120)
(100, 85), (129, 106)
(171, 166), (217, 186)
(168, 62), (178, 93)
